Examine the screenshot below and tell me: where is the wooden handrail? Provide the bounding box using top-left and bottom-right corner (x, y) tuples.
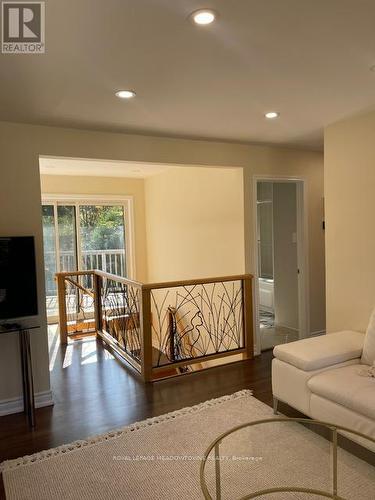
(55, 270), (95, 277)
(55, 269), (143, 288)
(142, 274), (253, 290)
(56, 270), (252, 290)
(93, 269), (143, 289)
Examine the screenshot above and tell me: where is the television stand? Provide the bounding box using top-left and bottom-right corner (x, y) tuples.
(0, 324), (40, 428)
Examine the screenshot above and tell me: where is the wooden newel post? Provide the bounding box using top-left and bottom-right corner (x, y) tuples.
(56, 273), (68, 345)
(93, 273), (102, 335)
(243, 275), (254, 359)
(140, 286), (152, 382)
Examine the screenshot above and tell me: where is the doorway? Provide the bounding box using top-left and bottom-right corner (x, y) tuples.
(254, 178), (308, 352)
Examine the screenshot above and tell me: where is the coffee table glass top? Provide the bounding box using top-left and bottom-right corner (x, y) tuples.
(200, 417), (375, 500)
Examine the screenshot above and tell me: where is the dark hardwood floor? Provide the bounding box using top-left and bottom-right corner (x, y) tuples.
(2, 330), (373, 499)
(0, 329), (278, 498)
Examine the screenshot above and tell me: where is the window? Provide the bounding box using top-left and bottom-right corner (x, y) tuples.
(41, 195), (134, 319)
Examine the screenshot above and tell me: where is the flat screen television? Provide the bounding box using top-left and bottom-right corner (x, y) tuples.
(0, 237), (38, 321)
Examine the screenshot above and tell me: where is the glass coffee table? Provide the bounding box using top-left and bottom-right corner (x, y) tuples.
(200, 417), (375, 499)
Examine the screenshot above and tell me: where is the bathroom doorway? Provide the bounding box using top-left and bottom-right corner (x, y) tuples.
(254, 178), (308, 352)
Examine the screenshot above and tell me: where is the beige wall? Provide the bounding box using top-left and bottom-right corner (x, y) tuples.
(325, 110), (375, 333)
(0, 120), (325, 405)
(145, 167), (245, 282)
(40, 175), (148, 282)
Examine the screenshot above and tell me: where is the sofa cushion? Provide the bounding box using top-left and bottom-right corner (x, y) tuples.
(362, 307), (375, 365)
(273, 331), (365, 371)
(308, 364), (375, 421)
(272, 358), (359, 416)
(310, 394), (375, 451)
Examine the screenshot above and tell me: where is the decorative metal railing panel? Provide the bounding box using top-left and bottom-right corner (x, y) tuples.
(100, 275), (141, 367)
(150, 281), (244, 368)
(56, 271), (253, 381)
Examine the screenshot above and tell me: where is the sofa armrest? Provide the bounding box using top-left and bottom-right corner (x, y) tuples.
(273, 331), (365, 371)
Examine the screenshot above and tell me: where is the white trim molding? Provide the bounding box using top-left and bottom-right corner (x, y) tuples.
(0, 390), (54, 416)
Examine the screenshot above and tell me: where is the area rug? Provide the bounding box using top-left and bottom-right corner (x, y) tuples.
(1, 390), (374, 499)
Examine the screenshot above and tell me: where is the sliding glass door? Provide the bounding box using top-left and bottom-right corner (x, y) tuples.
(42, 199), (128, 320)
(79, 205), (126, 276)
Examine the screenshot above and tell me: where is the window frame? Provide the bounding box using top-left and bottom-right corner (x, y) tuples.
(41, 194), (136, 280)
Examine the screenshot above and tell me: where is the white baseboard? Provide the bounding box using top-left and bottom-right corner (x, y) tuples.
(0, 390), (54, 416)
(309, 330), (326, 337)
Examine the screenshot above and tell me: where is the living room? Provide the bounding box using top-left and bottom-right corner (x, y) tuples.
(0, 1), (375, 498)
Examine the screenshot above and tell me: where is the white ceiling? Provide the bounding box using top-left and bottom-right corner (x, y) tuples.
(39, 156), (174, 178)
(2, 0), (375, 150)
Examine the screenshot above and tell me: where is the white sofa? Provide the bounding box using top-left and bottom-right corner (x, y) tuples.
(272, 321), (375, 450)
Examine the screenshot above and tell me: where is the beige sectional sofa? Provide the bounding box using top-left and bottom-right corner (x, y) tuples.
(272, 316), (375, 449)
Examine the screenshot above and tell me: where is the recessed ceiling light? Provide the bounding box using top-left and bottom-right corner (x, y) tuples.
(191, 9), (216, 25)
(115, 90), (136, 99)
(265, 111), (280, 119)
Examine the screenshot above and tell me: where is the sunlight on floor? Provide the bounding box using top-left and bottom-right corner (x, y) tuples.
(48, 324), (60, 371)
(81, 340), (97, 365)
(48, 324), (114, 371)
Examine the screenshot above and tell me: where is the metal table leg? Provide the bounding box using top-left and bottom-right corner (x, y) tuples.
(19, 330), (35, 428)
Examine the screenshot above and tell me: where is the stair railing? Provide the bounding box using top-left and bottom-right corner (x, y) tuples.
(56, 271), (254, 381)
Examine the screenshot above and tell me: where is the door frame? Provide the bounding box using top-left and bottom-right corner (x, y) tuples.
(252, 175), (310, 354)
